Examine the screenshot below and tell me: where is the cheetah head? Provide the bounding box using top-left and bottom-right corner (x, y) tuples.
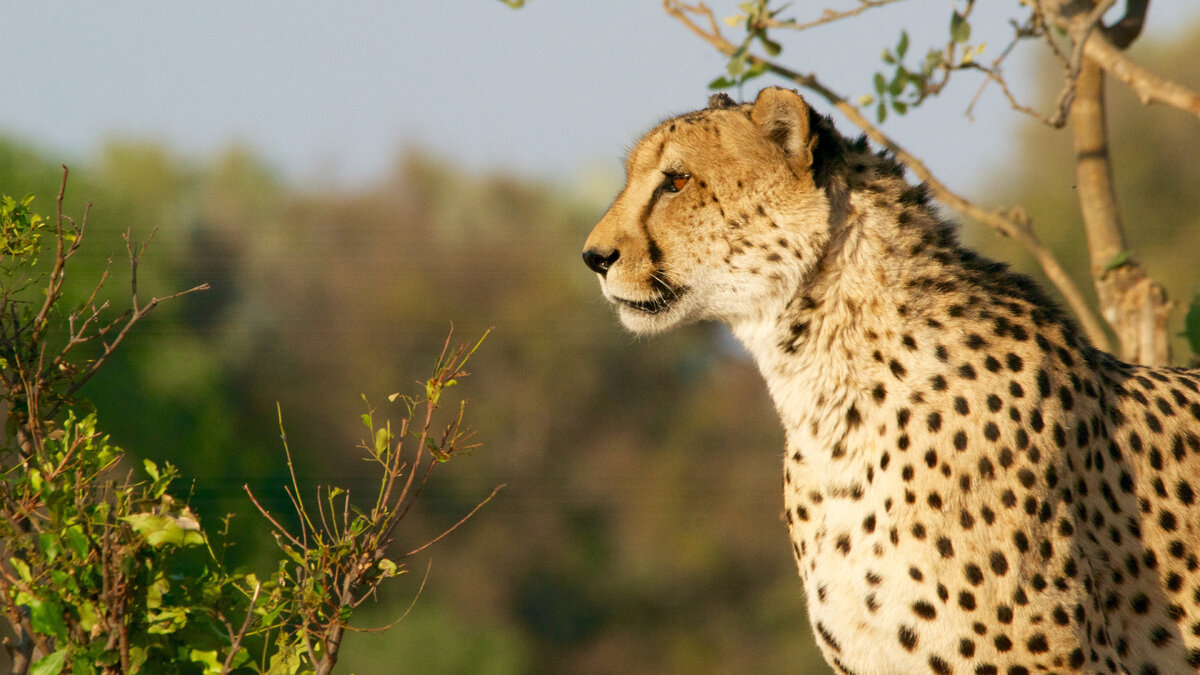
(583, 87), (836, 334)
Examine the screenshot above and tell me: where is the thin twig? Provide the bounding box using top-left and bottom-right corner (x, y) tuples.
(761, 0), (907, 32)
(403, 484), (504, 558)
(221, 581), (262, 674)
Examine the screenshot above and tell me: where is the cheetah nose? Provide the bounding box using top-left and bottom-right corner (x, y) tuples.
(582, 247), (620, 276)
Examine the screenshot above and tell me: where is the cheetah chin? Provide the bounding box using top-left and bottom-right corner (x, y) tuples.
(584, 86), (1200, 674)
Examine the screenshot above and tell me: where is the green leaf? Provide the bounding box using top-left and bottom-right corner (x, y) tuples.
(62, 524), (89, 558)
(123, 513), (204, 548)
(1104, 250), (1130, 271)
(22, 595), (68, 640)
(897, 30), (909, 59)
(876, 101), (887, 123)
(30, 649), (68, 675)
(950, 11), (971, 43)
(188, 649), (223, 675)
(708, 76), (737, 90)
(146, 606), (189, 635)
(378, 558), (402, 577)
(143, 458), (160, 482)
(873, 72), (886, 95)
(1184, 297), (1200, 356)
(374, 427), (391, 455)
(759, 35), (782, 57)
(892, 100), (909, 115)
(10, 557), (31, 583)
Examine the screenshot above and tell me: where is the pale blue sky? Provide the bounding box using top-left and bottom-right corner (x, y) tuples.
(2, 2), (1196, 193)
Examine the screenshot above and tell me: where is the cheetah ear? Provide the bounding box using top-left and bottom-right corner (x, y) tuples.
(751, 87), (815, 172)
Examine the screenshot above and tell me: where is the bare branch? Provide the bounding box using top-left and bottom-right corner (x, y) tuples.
(1039, 0), (1200, 120)
(403, 484), (504, 558)
(662, 0), (1112, 350)
(1084, 36), (1200, 119)
(761, 0), (908, 32)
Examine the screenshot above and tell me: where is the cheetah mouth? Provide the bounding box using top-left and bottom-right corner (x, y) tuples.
(612, 284), (688, 315)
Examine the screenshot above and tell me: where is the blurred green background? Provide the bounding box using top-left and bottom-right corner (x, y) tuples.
(3, 4), (1200, 674)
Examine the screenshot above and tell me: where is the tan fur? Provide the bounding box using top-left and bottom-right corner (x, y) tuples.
(584, 87), (1200, 674)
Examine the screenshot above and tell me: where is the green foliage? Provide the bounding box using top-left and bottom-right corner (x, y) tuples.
(0, 179), (493, 674)
(1185, 297), (1200, 360)
(708, 1), (785, 90)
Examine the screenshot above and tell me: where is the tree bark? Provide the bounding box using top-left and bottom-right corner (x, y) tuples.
(1070, 57), (1171, 365)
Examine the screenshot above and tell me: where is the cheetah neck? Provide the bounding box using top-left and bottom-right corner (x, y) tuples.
(731, 182), (1002, 487)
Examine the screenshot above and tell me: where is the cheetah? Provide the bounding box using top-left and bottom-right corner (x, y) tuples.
(582, 87), (1200, 674)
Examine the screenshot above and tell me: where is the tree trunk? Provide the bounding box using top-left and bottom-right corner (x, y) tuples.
(1070, 57), (1171, 365)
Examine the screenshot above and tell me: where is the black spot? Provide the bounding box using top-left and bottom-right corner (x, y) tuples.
(1026, 633), (1049, 654)
(1058, 386), (1075, 411)
(913, 600), (937, 619)
(959, 363), (977, 380)
(872, 383), (888, 404)
(927, 412), (943, 432)
(931, 375), (948, 391)
(994, 634), (1013, 652)
(846, 404), (863, 429)
(936, 537), (955, 558)
(954, 431), (968, 451)
(989, 551), (1009, 575)
(898, 625), (918, 651)
(929, 655), (952, 675)
(1037, 370), (1050, 397)
(815, 621), (842, 653)
(1177, 481), (1195, 505)
(959, 591), (977, 611)
(890, 359), (906, 379)
(983, 422), (1001, 442)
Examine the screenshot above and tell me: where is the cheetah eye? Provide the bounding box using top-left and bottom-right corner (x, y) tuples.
(662, 172), (690, 193)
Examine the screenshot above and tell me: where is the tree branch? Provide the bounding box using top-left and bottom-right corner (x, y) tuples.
(1040, 0), (1200, 120)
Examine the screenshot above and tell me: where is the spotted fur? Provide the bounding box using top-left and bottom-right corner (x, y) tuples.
(583, 87), (1200, 674)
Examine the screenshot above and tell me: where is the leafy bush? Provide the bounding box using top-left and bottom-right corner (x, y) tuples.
(0, 170), (493, 674)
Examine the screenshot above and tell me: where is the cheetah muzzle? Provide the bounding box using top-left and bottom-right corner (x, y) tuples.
(583, 86), (1200, 674)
